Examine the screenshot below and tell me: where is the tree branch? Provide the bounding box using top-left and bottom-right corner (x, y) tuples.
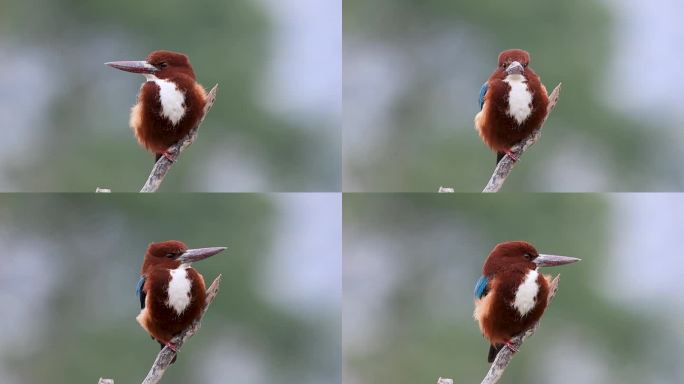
(142, 274), (222, 383)
(139, 84), (219, 193)
(98, 274), (222, 384)
(436, 275), (562, 384)
(480, 275), (560, 383)
(482, 83), (562, 193)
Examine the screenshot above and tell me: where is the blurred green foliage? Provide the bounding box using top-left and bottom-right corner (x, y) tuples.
(343, 0), (681, 191)
(0, 0), (339, 191)
(0, 194), (339, 383)
(343, 194), (679, 383)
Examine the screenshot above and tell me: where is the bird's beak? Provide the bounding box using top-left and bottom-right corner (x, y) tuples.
(534, 254), (581, 267)
(505, 61), (524, 75)
(178, 247), (227, 264)
(105, 60), (158, 74)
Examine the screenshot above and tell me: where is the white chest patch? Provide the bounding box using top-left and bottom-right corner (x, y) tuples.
(503, 75), (532, 125)
(167, 264), (192, 315)
(145, 75), (186, 125)
(513, 269), (539, 316)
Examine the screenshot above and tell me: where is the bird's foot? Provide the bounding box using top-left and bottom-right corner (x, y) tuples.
(504, 150), (519, 162)
(162, 150), (177, 163)
(165, 341), (178, 352)
(504, 340), (519, 353)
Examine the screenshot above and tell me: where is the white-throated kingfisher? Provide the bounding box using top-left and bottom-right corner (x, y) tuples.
(473, 241), (580, 362)
(106, 50), (207, 162)
(475, 49), (549, 163)
(136, 240), (226, 362)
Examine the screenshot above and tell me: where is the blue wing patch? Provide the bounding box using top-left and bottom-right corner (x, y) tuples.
(136, 276), (146, 309)
(478, 82), (488, 110)
(474, 275), (489, 299)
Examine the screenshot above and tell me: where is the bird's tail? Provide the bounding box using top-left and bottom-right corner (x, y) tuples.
(488, 344), (503, 363)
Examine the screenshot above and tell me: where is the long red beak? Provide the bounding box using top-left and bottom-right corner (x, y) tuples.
(105, 60), (158, 74)
(177, 247), (227, 264)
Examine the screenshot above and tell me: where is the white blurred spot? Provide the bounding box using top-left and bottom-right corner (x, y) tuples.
(260, 194), (341, 315)
(255, 0), (341, 123)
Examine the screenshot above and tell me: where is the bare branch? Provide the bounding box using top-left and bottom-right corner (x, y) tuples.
(140, 84), (219, 193)
(480, 275), (560, 383)
(482, 83), (562, 193)
(97, 274), (222, 384)
(142, 274), (222, 384)
(436, 275), (562, 384)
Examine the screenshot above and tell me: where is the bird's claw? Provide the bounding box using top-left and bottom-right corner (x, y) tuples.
(162, 150), (177, 163)
(505, 340), (519, 353)
(504, 150), (519, 162)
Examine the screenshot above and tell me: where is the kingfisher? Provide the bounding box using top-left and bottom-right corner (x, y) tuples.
(475, 49), (549, 164)
(106, 50), (208, 162)
(473, 241), (580, 362)
(136, 240), (226, 362)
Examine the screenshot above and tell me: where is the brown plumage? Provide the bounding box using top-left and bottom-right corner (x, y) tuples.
(475, 49), (549, 163)
(138, 259), (206, 344)
(107, 50), (207, 161)
(136, 240), (225, 362)
(474, 241), (580, 362)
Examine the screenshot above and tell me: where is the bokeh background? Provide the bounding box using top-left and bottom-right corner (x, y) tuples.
(344, 193), (684, 383)
(0, 0), (340, 192)
(0, 193), (341, 384)
(343, 0), (684, 191)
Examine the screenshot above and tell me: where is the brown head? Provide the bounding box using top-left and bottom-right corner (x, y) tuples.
(141, 240), (226, 273)
(496, 49), (531, 77)
(105, 50), (197, 80)
(483, 241), (580, 276)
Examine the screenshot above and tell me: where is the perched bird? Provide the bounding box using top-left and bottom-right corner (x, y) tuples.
(106, 50), (207, 162)
(474, 49), (549, 163)
(473, 241), (580, 362)
(136, 240), (226, 361)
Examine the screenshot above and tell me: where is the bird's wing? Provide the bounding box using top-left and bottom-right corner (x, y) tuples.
(136, 275), (146, 309)
(474, 275), (490, 298)
(478, 82), (488, 110)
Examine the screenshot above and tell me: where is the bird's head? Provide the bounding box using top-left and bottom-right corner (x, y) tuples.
(496, 49), (531, 77)
(105, 50), (196, 81)
(142, 240), (226, 270)
(483, 241), (580, 275)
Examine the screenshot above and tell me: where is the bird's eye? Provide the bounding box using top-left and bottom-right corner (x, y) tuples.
(523, 63), (528, 68)
(165, 252), (176, 258)
(158, 62), (168, 69)
(523, 253), (534, 260)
